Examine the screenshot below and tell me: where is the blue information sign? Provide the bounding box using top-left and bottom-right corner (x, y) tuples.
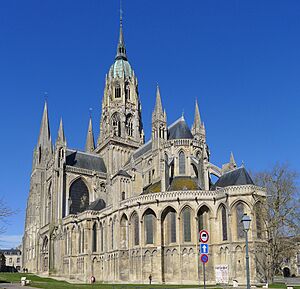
(200, 244), (209, 254)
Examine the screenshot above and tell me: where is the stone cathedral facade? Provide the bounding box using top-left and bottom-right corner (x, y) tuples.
(23, 16), (267, 285)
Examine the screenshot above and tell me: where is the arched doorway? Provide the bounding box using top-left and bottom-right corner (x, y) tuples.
(283, 267), (290, 277)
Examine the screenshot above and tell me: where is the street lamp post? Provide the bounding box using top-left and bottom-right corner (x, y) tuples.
(241, 213), (251, 289)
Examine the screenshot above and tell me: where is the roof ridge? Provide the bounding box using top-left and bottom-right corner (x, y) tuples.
(67, 148), (102, 158)
(167, 116), (186, 130)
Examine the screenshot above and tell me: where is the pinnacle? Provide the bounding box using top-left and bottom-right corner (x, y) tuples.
(57, 118), (66, 144)
(85, 117), (95, 153)
(154, 85), (163, 116)
(38, 101), (52, 149)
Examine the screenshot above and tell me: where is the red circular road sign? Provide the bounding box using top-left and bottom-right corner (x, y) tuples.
(199, 230), (209, 243)
(200, 254), (209, 263)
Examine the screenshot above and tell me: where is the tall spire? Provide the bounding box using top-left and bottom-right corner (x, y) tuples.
(85, 116), (95, 153)
(153, 85), (163, 117)
(116, 0), (127, 60)
(192, 99), (205, 140)
(38, 101), (52, 149)
(56, 118), (66, 145)
(194, 99), (201, 128)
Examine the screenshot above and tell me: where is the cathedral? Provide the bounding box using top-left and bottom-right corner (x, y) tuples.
(23, 13), (267, 285)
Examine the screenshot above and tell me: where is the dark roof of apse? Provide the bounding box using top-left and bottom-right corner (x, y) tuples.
(167, 117), (193, 140)
(132, 117), (193, 160)
(214, 167), (254, 188)
(66, 149), (107, 173)
(87, 198), (106, 211)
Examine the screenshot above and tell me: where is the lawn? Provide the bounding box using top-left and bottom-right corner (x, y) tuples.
(0, 273), (299, 289)
(0, 273), (213, 289)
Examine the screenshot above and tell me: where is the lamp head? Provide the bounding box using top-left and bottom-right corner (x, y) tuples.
(241, 213), (251, 231)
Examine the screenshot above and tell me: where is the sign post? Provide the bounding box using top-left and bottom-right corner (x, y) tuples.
(199, 230), (209, 289)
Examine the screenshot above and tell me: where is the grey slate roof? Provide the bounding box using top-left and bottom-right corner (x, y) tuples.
(87, 198), (106, 211)
(168, 117), (193, 140)
(116, 170), (131, 178)
(66, 149), (107, 173)
(132, 140), (152, 159)
(131, 117), (193, 161)
(214, 167), (254, 188)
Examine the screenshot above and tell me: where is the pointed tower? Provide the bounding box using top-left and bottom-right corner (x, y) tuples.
(85, 117), (95, 153)
(33, 101), (52, 168)
(56, 118), (66, 146)
(152, 85), (167, 150)
(191, 100), (206, 141)
(95, 9), (143, 174)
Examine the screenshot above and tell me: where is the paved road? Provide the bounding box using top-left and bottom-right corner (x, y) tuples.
(0, 283), (36, 289)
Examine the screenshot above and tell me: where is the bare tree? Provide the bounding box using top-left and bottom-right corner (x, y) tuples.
(253, 163), (300, 282)
(0, 198), (15, 235)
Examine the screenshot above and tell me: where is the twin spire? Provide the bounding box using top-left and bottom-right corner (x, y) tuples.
(38, 101), (52, 150)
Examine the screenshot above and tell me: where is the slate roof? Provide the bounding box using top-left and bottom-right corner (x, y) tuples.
(114, 170), (131, 178)
(66, 149), (107, 173)
(87, 199), (106, 211)
(132, 140), (152, 160)
(214, 167), (254, 188)
(131, 117), (193, 161)
(168, 117), (193, 140)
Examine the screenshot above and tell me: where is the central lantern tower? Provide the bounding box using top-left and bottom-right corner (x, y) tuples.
(95, 15), (144, 175)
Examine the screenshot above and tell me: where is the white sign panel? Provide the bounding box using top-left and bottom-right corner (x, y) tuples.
(215, 264), (229, 284)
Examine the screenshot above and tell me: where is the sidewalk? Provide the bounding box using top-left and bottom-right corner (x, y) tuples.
(0, 283), (36, 289)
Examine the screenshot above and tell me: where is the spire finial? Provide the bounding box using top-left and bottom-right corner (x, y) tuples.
(89, 107), (92, 118)
(116, 0), (127, 60)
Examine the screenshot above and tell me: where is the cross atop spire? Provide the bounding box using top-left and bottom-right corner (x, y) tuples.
(116, 0), (127, 60)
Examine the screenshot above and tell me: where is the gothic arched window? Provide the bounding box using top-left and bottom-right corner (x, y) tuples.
(144, 209), (156, 245)
(126, 114), (133, 137)
(69, 178), (89, 215)
(115, 85), (121, 98)
(92, 223), (97, 252)
(121, 191), (126, 201)
(255, 202), (263, 239)
(125, 83), (130, 100)
(221, 206), (228, 241)
(198, 205), (210, 232)
(179, 151), (186, 175)
(100, 223), (103, 252)
(162, 207), (177, 245)
(131, 212), (139, 246)
(112, 113), (121, 137)
(182, 207), (191, 242)
(120, 214), (128, 249)
(236, 202), (245, 239)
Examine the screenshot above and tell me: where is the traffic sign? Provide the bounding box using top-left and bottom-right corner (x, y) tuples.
(200, 254), (209, 263)
(199, 230), (209, 243)
(200, 244), (209, 254)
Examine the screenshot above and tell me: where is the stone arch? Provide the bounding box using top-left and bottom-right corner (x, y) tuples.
(217, 203), (228, 241)
(92, 222), (97, 252)
(130, 211), (139, 246)
(111, 112), (121, 137)
(178, 150), (186, 175)
(180, 205), (194, 243)
(69, 177), (90, 215)
(120, 214), (129, 249)
(161, 206), (177, 245)
(143, 208), (157, 245)
(197, 204), (211, 233)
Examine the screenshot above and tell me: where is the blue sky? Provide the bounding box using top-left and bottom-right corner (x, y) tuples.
(0, 0), (300, 248)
